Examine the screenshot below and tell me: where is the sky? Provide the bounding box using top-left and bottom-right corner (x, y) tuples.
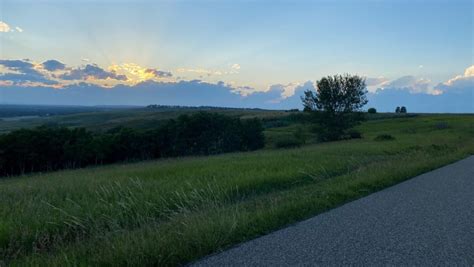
(0, 0), (473, 112)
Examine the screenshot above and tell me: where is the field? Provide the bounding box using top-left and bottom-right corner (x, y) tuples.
(0, 105), (287, 134)
(0, 113), (473, 266)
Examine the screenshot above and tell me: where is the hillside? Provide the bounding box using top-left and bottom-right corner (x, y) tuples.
(1, 114), (473, 265)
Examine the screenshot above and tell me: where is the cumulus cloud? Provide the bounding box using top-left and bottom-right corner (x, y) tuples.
(0, 21), (11, 32)
(0, 59), (34, 72)
(145, 68), (172, 78)
(372, 75), (441, 95)
(435, 65), (474, 93)
(0, 21), (23, 33)
(42, 60), (66, 71)
(60, 64), (127, 81)
(0, 59), (58, 85)
(1, 58), (471, 113)
(0, 73), (58, 85)
(365, 76), (389, 92)
(231, 64), (241, 70)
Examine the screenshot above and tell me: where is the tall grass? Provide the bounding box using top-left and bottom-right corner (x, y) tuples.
(0, 115), (473, 266)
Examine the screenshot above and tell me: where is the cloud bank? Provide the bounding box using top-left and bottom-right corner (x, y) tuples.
(0, 59), (472, 113)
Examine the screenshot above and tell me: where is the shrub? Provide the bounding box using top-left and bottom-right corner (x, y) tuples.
(367, 108), (377, 114)
(374, 134), (395, 141)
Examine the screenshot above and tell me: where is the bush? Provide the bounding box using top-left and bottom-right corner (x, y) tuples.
(374, 134), (395, 141)
(275, 137), (303, 148)
(367, 108), (377, 114)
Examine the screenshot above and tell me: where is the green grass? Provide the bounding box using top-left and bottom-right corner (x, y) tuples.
(0, 115), (473, 266)
(0, 107), (288, 133)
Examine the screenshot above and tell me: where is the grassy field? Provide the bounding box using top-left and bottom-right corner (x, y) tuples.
(0, 105), (288, 133)
(0, 114), (473, 266)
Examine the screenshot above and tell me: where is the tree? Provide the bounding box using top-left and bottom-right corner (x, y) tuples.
(400, 106), (407, 113)
(368, 108), (377, 114)
(301, 74), (368, 141)
(395, 106), (401, 113)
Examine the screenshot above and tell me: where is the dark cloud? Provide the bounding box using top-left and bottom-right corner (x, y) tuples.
(145, 68), (172, 78)
(0, 59), (57, 85)
(0, 73), (58, 85)
(60, 64), (127, 81)
(0, 59), (33, 70)
(42, 60), (66, 71)
(0, 78), (310, 110)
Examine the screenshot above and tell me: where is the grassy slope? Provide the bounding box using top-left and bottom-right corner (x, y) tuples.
(0, 107), (287, 133)
(0, 115), (473, 266)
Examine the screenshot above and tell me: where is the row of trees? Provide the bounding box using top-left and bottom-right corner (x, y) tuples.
(0, 112), (264, 176)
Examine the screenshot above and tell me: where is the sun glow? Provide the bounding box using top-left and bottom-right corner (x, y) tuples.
(108, 63), (172, 85)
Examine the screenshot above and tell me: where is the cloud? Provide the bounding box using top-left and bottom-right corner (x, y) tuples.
(231, 64), (241, 70)
(366, 66), (474, 113)
(108, 63), (173, 84)
(0, 73), (58, 85)
(0, 21), (23, 33)
(60, 64), (127, 81)
(0, 59), (34, 71)
(0, 59), (58, 85)
(435, 65), (474, 93)
(374, 75), (441, 95)
(367, 87), (473, 113)
(0, 21), (11, 32)
(145, 68), (172, 78)
(42, 60), (66, 71)
(1, 58), (471, 113)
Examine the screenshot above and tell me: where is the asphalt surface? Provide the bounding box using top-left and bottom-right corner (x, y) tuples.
(194, 156), (474, 266)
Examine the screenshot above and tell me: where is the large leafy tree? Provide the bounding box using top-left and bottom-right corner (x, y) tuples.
(302, 74), (368, 141)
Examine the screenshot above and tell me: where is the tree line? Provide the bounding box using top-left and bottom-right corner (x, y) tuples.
(0, 112), (264, 177)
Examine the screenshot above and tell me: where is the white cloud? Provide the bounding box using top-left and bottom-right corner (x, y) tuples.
(443, 65), (474, 86)
(278, 82), (304, 98)
(434, 65), (474, 94)
(418, 65), (424, 69)
(0, 22), (24, 33)
(231, 63), (241, 70)
(0, 21), (11, 32)
(365, 76), (390, 93)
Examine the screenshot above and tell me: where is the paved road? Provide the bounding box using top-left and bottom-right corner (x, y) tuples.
(194, 156), (474, 266)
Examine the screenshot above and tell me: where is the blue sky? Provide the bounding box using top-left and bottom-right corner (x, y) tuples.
(0, 0), (473, 112)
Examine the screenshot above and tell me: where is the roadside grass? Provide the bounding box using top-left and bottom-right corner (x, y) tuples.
(0, 115), (473, 266)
